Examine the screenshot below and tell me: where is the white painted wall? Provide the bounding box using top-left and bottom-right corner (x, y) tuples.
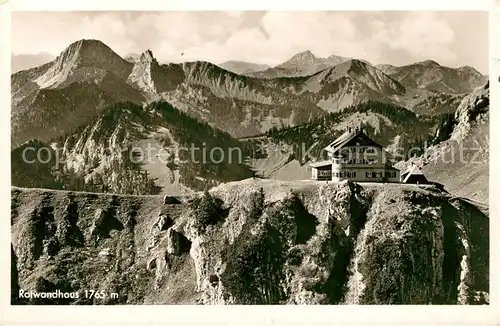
(314, 143), (400, 182)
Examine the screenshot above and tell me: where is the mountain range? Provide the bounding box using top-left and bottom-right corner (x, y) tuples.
(219, 60), (270, 75)
(246, 50), (349, 78)
(11, 38), (489, 197)
(12, 39), (487, 146)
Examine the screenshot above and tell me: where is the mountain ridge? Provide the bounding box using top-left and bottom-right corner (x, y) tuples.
(219, 60), (270, 75)
(11, 39), (486, 147)
(249, 50), (349, 78)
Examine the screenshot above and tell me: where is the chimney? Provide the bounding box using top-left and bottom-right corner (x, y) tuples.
(348, 127), (352, 133)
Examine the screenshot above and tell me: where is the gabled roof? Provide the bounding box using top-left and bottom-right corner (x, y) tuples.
(324, 130), (357, 154)
(401, 165), (428, 183)
(401, 165), (424, 177)
(309, 160), (332, 168)
(324, 128), (383, 155)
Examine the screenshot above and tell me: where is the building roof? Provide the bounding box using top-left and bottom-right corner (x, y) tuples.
(402, 165), (424, 177)
(310, 160), (332, 168)
(401, 165), (429, 183)
(324, 127), (383, 155)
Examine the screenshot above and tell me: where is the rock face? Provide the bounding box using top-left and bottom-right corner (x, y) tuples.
(11, 179), (488, 305)
(450, 82), (489, 142)
(397, 82), (489, 204)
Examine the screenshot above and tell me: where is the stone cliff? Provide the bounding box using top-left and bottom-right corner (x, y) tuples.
(11, 179), (488, 304)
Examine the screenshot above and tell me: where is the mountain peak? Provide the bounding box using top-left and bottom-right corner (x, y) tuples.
(348, 58), (366, 66)
(74, 38), (108, 46)
(277, 50), (319, 69)
(33, 39), (131, 89)
(419, 59), (441, 67)
(291, 50), (317, 60)
(57, 38), (121, 63)
(219, 60), (270, 74)
(457, 65), (483, 76)
(139, 49), (157, 63)
(62, 39), (110, 54)
(142, 49), (154, 59)
(327, 54), (344, 60)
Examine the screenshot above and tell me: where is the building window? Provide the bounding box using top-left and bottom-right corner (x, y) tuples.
(318, 170), (331, 177)
(366, 147), (375, 154)
(353, 172), (357, 177)
(366, 172), (370, 178)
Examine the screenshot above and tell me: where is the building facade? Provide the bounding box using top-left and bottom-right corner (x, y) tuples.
(310, 126), (400, 183)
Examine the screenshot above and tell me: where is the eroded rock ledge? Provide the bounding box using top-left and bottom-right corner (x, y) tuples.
(11, 180), (489, 305)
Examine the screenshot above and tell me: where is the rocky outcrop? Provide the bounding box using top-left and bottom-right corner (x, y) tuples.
(396, 82), (489, 203)
(451, 81), (489, 142)
(11, 179), (488, 305)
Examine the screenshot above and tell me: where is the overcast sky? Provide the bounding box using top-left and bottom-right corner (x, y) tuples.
(12, 11), (488, 73)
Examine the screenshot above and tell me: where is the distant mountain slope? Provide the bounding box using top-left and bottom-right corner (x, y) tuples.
(384, 60), (486, 94)
(11, 101), (255, 194)
(219, 60), (270, 75)
(410, 91), (465, 116)
(299, 59), (406, 112)
(249, 50), (349, 78)
(375, 64), (400, 75)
